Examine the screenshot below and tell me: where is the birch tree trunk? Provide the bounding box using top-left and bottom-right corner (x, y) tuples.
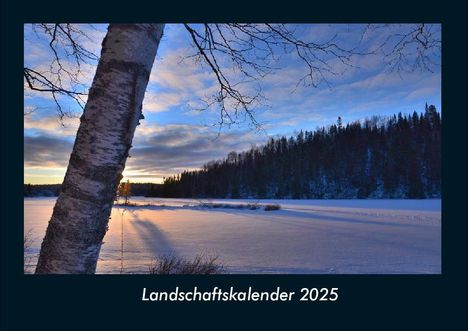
(35, 24), (165, 274)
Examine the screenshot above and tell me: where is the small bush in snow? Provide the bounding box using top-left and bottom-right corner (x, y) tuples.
(198, 202), (260, 210)
(24, 229), (34, 274)
(148, 253), (224, 275)
(264, 204), (281, 211)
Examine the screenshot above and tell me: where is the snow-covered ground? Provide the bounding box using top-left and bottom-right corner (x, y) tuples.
(24, 197), (441, 274)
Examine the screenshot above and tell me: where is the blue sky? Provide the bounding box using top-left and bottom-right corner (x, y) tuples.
(24, 24), (441, 184)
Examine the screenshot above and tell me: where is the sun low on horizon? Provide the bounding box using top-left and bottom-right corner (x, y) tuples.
(24, 23), (441, 185)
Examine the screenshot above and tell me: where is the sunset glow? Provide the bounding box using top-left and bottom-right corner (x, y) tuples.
(24, 24), (441, 184)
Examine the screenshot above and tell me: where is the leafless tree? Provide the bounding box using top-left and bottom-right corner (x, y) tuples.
(25, 24), (441, 126)
(183, 23), (372, 128)
(26, 23), (440, 274)
(34, 24), (164, 274)
(363, 23), (441, 73)
(24, 24), (99, 120)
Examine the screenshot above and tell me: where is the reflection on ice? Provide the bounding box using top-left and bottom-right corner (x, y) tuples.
(24, 197), (441, 274)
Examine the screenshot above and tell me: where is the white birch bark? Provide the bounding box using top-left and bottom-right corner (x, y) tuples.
(35, 24), (165, 274)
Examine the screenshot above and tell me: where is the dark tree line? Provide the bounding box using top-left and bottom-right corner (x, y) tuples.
(24, 183), (162, 197)
(154, 104), (441, 199)
(24, 104), (441, 200)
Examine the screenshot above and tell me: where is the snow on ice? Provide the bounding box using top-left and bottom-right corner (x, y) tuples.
(24, 197), (441, 274)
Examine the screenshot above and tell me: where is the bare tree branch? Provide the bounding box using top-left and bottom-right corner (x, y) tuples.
(25, 23), (441, 127)
(24, 23), (99, 120)
(184, 23), (264, 129)
(364, 23), (441, 73)
(182, 23), (373, 128)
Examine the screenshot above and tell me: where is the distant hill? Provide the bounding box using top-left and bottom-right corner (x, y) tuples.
(25, 105), (441, 200)
(154, 105), (441, 199)
(24, 184), (61, 197)
(24, 183), (164, 197)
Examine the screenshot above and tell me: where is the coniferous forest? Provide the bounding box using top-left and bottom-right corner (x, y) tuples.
(153, 105), (441, 199)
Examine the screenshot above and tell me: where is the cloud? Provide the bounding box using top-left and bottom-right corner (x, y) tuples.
(405, 86), (440, 101)
(23, 24), (442, 184)
(124, 124), (268, 180)
(142, 90), (186, 113)
(23, 122), (270, 183)
(24, 113), (80, 137)
(150, 54), (210, 93)
(24, 134), (73, 168)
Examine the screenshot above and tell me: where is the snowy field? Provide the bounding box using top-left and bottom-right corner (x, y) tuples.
(24, 197), (441, 274)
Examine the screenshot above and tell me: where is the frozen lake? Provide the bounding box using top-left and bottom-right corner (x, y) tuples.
(24, 197), (441, 274)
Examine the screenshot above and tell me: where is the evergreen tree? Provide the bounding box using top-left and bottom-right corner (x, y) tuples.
(159, 106), (441, 200)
